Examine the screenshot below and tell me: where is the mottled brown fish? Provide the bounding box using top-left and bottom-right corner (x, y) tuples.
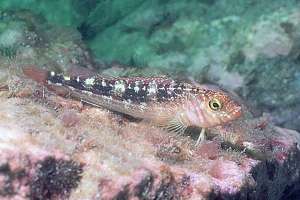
(23, 66), (242, 144)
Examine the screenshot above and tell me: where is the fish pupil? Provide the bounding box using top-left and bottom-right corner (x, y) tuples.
(213, 102), (219, 108)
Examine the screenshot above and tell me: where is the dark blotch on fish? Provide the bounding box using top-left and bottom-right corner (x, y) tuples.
(91, 80), (113, 97)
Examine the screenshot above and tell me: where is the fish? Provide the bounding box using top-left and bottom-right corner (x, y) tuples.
(23, 66), (242, 144)
(0, 84), (9, 91)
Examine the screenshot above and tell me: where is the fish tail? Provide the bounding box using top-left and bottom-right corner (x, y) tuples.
(23, 66), (49, 84)
(0, 84), (9, 91)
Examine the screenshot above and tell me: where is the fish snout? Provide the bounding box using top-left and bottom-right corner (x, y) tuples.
(230, 105), (242, 120)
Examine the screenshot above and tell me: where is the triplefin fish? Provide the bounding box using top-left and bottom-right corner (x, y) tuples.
(23, 66), (242, 144)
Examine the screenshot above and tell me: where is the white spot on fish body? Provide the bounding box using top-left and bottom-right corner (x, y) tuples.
(101, 80), (107, 87)
(85, 78), (95, 85)
(148, 86), (157, 94)
(114, 81), (126, 93)
(148, 81), (157, 95)
(76, 77), (80, 82)
(63, 76), (70, 81)
(134, 86), (139, 93)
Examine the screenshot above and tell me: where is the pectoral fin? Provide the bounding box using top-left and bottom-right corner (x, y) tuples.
(156, 116), (187, 136)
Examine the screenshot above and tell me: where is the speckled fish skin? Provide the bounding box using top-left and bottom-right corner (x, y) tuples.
(44, 70), (242, 129)
(47, 72), (190, 103)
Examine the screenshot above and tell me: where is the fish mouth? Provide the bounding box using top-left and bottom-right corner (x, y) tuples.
(229, 106), (242, 119)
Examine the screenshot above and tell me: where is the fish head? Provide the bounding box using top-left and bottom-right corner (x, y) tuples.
(183, 88), (242, 128)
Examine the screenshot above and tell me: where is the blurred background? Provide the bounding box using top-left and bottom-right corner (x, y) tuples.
(0, 0), (299, 131)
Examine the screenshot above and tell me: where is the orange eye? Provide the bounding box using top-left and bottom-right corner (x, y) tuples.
(209, 98), (222, 111)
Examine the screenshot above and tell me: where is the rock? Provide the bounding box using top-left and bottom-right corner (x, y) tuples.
(0, 10), (94, 83)
(0, 0), (84, 27)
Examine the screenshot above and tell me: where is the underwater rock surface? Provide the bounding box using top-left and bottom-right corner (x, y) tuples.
(0, 2), (300, 200)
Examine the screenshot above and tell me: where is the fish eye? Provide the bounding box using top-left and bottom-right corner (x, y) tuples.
(209, 98), (222, 111)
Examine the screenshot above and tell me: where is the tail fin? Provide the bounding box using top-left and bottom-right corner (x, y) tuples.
(23, 66), (48, 84)
(0, 84), (8, 91)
